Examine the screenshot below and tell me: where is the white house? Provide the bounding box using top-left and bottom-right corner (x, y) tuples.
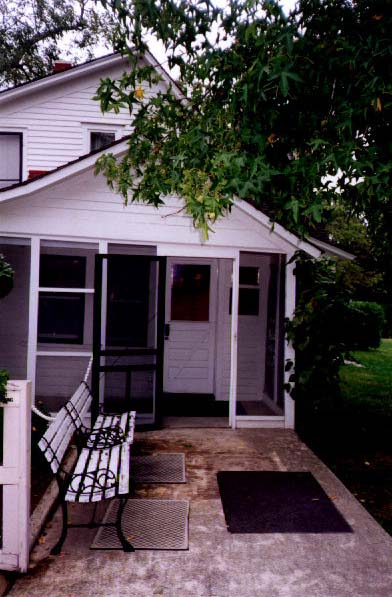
(0, 52), (343, 429)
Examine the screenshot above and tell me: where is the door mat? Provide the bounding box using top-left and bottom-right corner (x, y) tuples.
(131, 453), (186, 483)
(91, 499), (189, 550)
(217, 471), (353, 534)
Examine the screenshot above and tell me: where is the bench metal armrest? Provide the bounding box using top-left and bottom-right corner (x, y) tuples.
(85, 424), (127, 449)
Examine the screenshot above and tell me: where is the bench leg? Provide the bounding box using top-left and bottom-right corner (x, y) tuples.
(51, 500), (68, 555)
(116, 497), (135, 552)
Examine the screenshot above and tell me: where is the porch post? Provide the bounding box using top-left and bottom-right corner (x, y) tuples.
(284, 256), (296, 428)
(99, 242), (108, 412)
(26, 237), (40, 403)
(229, 252), (240, 429)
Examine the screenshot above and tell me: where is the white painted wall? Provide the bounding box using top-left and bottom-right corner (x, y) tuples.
(0, 57), (168, 177)
(0, 171), (295, 255)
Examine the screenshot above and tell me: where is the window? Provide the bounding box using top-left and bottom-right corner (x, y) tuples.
(171, 264), (210, 321)
(90, 131), (116, 152)
(0, 133), (22, 189)
(38, 255), (86, 344)
(38, 293), (85, 343)
(230, 266), (260, 316)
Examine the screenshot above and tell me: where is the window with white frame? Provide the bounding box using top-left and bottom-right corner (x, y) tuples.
(0, 132), (22, 189)
(90, 130), (116, 151)
(38, 255), (86, 344)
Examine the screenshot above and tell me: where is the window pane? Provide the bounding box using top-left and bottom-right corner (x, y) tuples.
(0, 133), (21, 185)
(239, 266), (259, 286)
(38, 293), (85, 343)
(90, 131), (115, 151)
(171, 264), (210, 321)
(40, 255), (86, 288)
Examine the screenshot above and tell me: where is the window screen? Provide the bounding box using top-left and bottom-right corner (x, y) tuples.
(0, 133), (22, 189)
(90, 131), (116, 151)
(38, 255), (86, 344)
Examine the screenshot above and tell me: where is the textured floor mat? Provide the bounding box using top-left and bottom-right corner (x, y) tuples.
(91, 498), (189, 550)
(131, 453), (186, 483)
(217, 471), (353, 533)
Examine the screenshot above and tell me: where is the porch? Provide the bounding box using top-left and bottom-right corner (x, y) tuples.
(0, 237), (293, 429)
(8, 427), (392, 596)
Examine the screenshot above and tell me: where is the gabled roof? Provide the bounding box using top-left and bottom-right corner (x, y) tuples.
(0, 135), (131, 193)
(0, 138), (321, 258)
(0, 50), (183, 104)
(0, 51), (350, 260)
(0, 137), (131, 199)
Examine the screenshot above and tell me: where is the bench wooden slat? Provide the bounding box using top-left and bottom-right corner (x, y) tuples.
(118, 442), (131, 495)
(103, 444), (120, 501)
(38, 407), (75, 473)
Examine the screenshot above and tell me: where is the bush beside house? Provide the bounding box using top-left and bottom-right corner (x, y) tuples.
(345, 301), (386, 350)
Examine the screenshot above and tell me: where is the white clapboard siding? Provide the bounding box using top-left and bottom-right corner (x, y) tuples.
(0, 171), (291, 255)
(0, 56), (168, 174)
(36, 356), (91, 407)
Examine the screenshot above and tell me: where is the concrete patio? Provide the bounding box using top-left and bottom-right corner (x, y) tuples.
(7, 428), (392, 596)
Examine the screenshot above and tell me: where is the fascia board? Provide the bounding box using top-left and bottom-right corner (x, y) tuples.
(308, 237), (355, 261)
(0, 142), (129, 204)
(0, 51), (184, 106)
(236, 199), (321, 258)
(0, 54), (129, 105)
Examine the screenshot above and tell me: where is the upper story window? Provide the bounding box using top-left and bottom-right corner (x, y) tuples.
(0, 133), (22, 189)
(90, 131), (116, 152)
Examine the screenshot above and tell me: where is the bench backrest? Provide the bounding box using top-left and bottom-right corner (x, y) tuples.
(65, 382), (92, 431)
(38, 382), (92, 474)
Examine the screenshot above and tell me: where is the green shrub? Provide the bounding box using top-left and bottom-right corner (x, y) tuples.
(345, 301), (386, 349)
(286, 252), (351, 419)
(0, 368), (10, 403)
(0, 254), (14, 298)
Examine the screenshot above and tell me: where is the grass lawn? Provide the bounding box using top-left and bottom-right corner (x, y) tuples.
(341, 339), (392, 418)
(299, 339), (392, 536)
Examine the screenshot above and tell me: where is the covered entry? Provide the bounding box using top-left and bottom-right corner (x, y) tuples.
(160, 250), (287, 426)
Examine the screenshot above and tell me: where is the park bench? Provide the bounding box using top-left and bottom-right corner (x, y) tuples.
(38, 381), (136, 554)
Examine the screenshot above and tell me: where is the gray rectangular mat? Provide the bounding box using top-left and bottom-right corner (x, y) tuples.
(91, 499), (189, 550)
(131, 453), (186, 483)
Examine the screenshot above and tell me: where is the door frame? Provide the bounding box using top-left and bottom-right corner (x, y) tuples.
(91, 253), (166, 425)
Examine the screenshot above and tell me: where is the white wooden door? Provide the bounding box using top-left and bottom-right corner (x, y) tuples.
(163, 258), (217, 394)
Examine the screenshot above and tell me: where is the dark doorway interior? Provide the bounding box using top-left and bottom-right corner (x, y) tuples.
(162, 393), (229, 417)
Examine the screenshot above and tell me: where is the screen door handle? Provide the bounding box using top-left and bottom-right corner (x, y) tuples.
(164, 323), (170, 339)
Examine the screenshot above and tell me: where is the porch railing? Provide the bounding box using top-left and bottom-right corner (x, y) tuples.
(0, 381), (31, 573)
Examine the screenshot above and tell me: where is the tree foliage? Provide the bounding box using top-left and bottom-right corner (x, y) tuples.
(285, 252), (351, 412)
(96, 0), (391, 240)
(327, 207), (385, 301)
(0, 0), (116, 87)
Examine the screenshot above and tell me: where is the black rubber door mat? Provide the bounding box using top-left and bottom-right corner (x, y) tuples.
(217, 471), (353, 533)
